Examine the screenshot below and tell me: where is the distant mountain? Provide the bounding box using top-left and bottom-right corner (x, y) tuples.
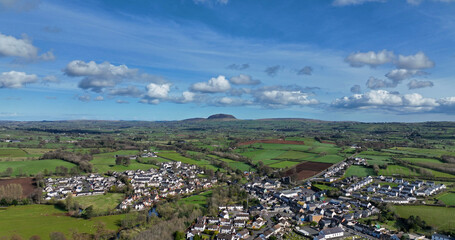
(207, 114), (237, 120)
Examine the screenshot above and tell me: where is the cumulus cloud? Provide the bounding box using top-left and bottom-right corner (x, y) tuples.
(407, 79), (434, 89)
(264, 65), (281, 77)
(253, 87), (318, 107)
(0, 0), (40, 11)
(350, 85), (361, 93)
(94, 96), (104, 101)
(333, 0), (385, 6)
(229, 74), (260, 85)
(396, 52), (434, 70)
(191, 75), (230, 93)
(345, 50), (395, 67)
(297, 66), (313, 76)
(332, 90), (439, 112)
(0, 33), (54, 61)
(64, 60), (137, 92)
(108, 86), (143, 97)
(0, 71), (37, 88)
(366, 76), (399, 89)
(227, 63), (249, 70)
(78, 95), (91, 102)
(140, 83), (171, 104)
(228, 88), (251, 97)
(213, 97), (252, 106)
(42, 75), (59, 84)
(385, 69), (424, 81)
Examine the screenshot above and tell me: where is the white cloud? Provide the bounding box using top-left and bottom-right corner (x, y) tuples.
(385, 69), (423, 81)
(0, 71), (37, 88)
(145, 83), (170, 99)
(108, 86), (143, 97)
(214, 97), (252, 106)
(94, 96), (104, 101)
(350, 85), (361, 93)
(366, 76), (398, 89)
(64, 60), (138, 92)
(396, 52), (434, 70)
(333, 0), (385, 6)
(407, 79), (434, 89)
(332, 90), (439, 112)
(191, 75), (230, 93)
(345, 49), (395, 67)
(254, 89), (318, 107)
(42, 75), (59, 84)
(78, 95), (91, 102)
(229, 74), (260, 85)
(0, 32), (54, 61)
(116, 99), (129, 104)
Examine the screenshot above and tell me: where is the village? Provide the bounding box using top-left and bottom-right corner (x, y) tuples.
(183, 157), (451, 240)
(43, 161), (217, 211)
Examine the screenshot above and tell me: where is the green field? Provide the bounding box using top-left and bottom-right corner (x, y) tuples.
(74, 193), (124, 214)
(401, 157), (444, 164)
(344, 165), (376, 177)
(0, 159), (76, 176)
(178, 190), (212, 207)
(91, 150), (159, 173)
(0, 205), (125, 239)
(268, 160), (300, 168)
(157, 151), (220, 171)
(313, 184), (337, 191)
(437, 192), (455, 206)
(378, 165), (420, 177)
(0, 148), (28, 158)
(392, 205), (455, 231)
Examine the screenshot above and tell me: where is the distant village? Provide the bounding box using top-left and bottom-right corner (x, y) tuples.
(44, 161), (216, 211)
(184, 157), (451, 240)
(42, 155), (453, 240)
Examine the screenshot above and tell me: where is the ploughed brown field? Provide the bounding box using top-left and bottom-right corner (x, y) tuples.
(237, 139), (305, 146)
(0, 177), (37, 198)
(283, 161), (332, 180)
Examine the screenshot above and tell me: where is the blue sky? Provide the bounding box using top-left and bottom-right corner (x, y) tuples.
(1, 0), (455, 121)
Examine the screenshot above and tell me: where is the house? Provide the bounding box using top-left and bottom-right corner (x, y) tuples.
(314, 227), (344, 240)
(217, 233), (234, 240)
(193, 223), (205, 232)
(236, 229), (250, 239)
(432, 234), (455, 240)
(220, 225), (234, 234)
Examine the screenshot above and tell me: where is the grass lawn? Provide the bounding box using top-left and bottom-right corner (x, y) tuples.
(0, 159), (76, 176)
(91, 150), (158, 173)
(0, 148), (28, 158)
(178, 190), (212, 207)
(313, 184), (337, 191)
(0, 205), (125, 239)
(344, 165), (376, 177)
(437, 192), (455, 206)
(310, 154), (344, 164)
(74, 193), (124, 214)
(392, 205), (455, 231)
(268, 161), (300, 168)
(378, 165), (420, 177)
(401, 157), (444, 164)
(157, 151), (220, 171)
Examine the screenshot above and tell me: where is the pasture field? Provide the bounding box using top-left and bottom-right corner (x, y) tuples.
(268, 161), (300, 168)
(91, 150), (158, 173)
(392, 205), (455, 231)
(157, 151), (220, 171)
(437, 192), (455, 206)
(385, 147), (455, 158)
(178, 190), (212, 207)
(74, 193), (124, 213)
(378, 165), (420, 177)
(0, 148), (28, 158)
(312, 184), (337, 191)
(0, 159), (76, 177)
(0, 205), (125, 239)
(400, 157), (443, 164)
(344, 165), (376, 177)
(237, 141), (343, 169)
(214, 156), (254, 172)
